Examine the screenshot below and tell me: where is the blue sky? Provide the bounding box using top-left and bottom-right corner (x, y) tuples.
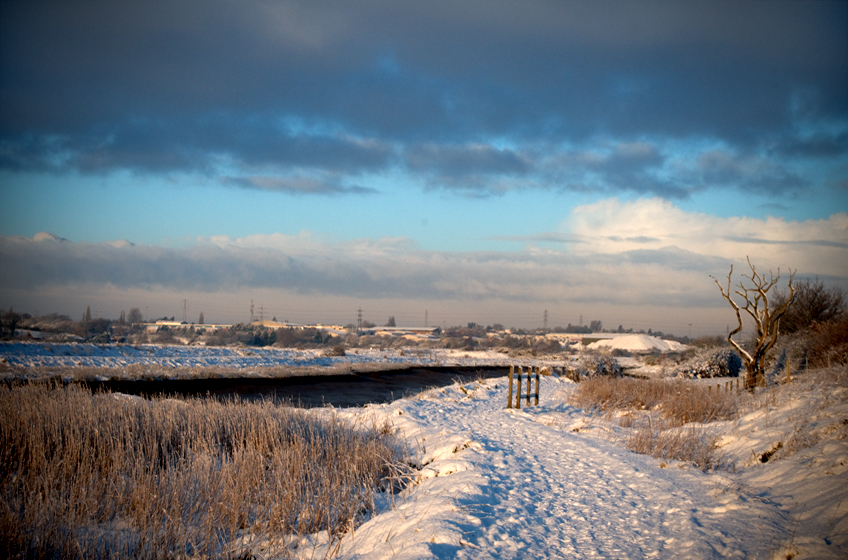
(1, 0), (846, 334)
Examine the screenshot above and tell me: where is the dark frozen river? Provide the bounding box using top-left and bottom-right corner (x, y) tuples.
(82, 366), (509, 407)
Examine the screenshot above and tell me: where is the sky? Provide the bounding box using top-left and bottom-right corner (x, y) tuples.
(1, 0), (846, 335)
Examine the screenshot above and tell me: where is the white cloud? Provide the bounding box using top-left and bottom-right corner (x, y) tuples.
(3, 206), (845, 334)
(566, 197), (848, 277)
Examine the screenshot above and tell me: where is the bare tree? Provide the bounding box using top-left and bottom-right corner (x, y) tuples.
(712, 257), (795, 390)
(772, 277), (844, 334)
(127, 308), (144, 324)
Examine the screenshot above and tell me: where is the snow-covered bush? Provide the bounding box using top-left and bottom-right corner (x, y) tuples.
(679, 348), (742, 378)
(578, 355), (622, 377)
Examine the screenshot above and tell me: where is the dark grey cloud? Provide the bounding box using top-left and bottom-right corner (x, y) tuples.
(222, 175), (377, 196)
(770, 131), (848, 159)
(1, 0), (845, 195)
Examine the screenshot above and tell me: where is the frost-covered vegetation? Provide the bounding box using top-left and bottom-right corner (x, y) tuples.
(0, 384), (409, 559)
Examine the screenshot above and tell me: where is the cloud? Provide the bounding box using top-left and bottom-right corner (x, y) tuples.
(0, 230), (710, 309)
(0, 0), (844, 198)
(5, 194), (846, 315)
(4, 192), (846, 331)
(488, 232), (587, 245)
(566, 197), (848, 278)
(222, 175), (378, 196)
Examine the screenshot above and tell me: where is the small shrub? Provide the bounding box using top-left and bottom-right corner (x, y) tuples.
(680, 348), (742, 378)
(806, 317), (848, 368)
(626, 420), (718, 471)
(324, 344), (346, 357)
(578, 355), (621, 377)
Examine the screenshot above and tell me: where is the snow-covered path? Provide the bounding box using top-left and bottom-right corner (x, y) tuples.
(334, 375), (790, 559)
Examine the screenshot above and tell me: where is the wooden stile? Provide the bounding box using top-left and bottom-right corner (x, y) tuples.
(507, 365), (514, 409)
(534, 366), (540, 406)
(515, 366), (522, 409)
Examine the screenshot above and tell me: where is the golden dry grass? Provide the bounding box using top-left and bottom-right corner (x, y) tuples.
(569, 376), (738, 426)
(0, 383), (409, 559)
(568, 376), (740, 470)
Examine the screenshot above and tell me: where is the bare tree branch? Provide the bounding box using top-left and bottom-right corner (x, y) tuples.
(711, 257), (795, 391)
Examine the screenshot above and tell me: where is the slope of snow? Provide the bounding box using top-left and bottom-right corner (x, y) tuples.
(296, 373), (848, 560)
(587, 334), (687, 353)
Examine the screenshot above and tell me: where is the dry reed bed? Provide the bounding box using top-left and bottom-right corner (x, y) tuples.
(569, 377), (740, 470)
(1, 383), (409, 559)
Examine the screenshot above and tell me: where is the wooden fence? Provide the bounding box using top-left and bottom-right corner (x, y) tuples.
(506, 365), (542, 408)
(708, 378), (741, 392)
(504, 366), (743, 409)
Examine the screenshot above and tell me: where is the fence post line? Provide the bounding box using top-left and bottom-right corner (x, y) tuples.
(534, 366), (540, 406)
(515, 366), (522, 409)
(507, 365), (514, 409)
(525, 366), (532, 406)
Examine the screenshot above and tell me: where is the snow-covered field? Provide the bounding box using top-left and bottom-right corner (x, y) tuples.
(0, 342), (564, 379)
(0, 334), (684, 378)
(317, 371), (847, 560)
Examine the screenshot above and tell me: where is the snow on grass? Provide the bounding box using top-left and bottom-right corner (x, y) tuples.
(0, 342), (569, 381)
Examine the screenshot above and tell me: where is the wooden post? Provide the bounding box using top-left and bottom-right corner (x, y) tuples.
(525, 366), (532, 406)
(534, 366), (540, 406)
(515, 366), (522, 409)
(507, 365), (514, 408)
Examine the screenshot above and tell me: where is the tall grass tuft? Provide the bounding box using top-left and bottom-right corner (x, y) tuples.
(625, 418), (719, 471)
(0, 383), (408, 559)
(569, 377), (738, 470)
(569, 376), (738, 426)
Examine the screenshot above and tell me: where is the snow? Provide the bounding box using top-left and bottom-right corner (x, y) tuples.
(0, 342), (561, 378)
(3, 341), (845, 558)
(587, 334), (687, 353)
(317, 371), (847, 560)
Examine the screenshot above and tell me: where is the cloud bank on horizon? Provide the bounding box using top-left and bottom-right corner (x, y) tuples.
(0, 0), (846, 332)
(2, 201), (845, 332)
